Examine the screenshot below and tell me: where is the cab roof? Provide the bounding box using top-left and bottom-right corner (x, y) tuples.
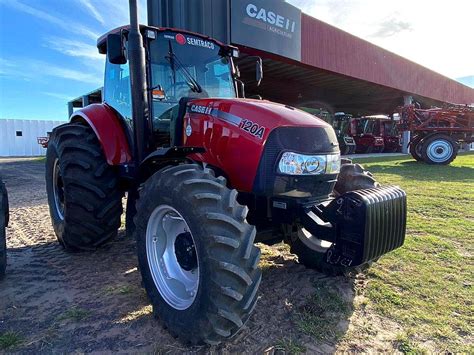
(97, 24), (234, 55)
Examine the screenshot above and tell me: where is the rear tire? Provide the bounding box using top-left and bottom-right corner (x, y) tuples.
(409, 135), (424, 161)
(0, 181), (7, 279)
(45, 123), (123, 251)
(421, 134), (458, 165)
(135, 164), (261, 345)
(289, 161), (379, 275)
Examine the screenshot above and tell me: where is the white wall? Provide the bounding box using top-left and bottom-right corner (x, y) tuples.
(0, 119), (65, 157)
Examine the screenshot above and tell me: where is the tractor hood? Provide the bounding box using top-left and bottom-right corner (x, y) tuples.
(184, 98), (340, 192)
(187, 98), (332, 136)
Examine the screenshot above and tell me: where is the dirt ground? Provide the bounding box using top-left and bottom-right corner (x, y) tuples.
(0, 158), (401, 353)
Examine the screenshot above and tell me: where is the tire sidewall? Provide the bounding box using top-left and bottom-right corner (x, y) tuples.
(422, 135), (457, 165)
(0, 188), (6, 279)
(136, 176), (220, 335)
(45, 138), (65, 243)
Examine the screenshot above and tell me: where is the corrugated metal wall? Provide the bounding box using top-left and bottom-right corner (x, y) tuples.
(0, 119), (65, 157)
(300, 14), (474, 105)
(147, 0), (231, 43)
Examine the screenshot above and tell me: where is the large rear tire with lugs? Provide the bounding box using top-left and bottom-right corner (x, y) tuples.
(0, 180), (8, 279)
(135, 164), (261, 345)
(409, 135), (424, 161)
(289, 160), (379, 275)
(45, 123), (123, 251)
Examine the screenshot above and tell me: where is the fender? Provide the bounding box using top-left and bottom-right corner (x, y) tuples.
(70, 104), (132, 165)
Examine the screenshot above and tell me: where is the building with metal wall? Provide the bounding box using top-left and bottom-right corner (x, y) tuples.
(0, 119), (64, 157)
(148, 0), (474, 114)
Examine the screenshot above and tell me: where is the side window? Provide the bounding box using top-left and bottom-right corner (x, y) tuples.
(104, 60), (131, 121)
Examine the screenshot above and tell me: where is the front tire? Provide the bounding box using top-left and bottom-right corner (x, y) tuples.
(289, 161), (379, 275)
(45, 123), (123, 251)
(135, 164), (261, 345)
(421, 134), (458, 165)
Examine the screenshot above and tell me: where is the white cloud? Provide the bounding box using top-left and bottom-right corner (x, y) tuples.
(44, 37), (103, 61)
(77, 0), (105, 25)
(287, 0), (474, 79)
(2, 0), (100, 40)
(42, 92), (76, 101)
(0, 58), (102, 85)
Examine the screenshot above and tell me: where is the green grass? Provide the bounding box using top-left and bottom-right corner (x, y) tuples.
(57, 307), (91, 322)
(275, 338), (307, 354)
(0, 331), (24, 350)
(352, 152), (474, 352)
(295, 280), (352, 342)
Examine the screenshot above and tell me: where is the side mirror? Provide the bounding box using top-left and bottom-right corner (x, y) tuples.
(107, 33), (126, 64)
(256, 57), (263, 86)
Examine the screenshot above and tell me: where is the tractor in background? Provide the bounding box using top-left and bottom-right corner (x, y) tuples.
(379, 117), (402, 153)
(45, 0), (407, 345)
(332, 112), (357, 155)
(398, 104), (474, 164)
(299, 109), (357, 155)
(350, 116), (385, 153)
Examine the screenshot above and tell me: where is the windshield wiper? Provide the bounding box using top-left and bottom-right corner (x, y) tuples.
(166, 42), (202, 93)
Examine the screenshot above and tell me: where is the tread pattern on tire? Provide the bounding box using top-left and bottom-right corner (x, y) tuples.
(409, 135), (424, 161)
(0, 182), (7, 279)
(47, 123), (123, 251)
(135, 164), (261, 345)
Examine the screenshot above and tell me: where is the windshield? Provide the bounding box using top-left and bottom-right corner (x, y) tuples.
(150, 32), (235, 99)
(356, 119), (376, 134)
(149, 32), (236, 123)
(385, 121), (398, 136)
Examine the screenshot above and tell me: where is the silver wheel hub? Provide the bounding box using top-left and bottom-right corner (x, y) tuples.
(427, 139), (452, 163)
(146, 205), (199, 310)
(52, 158), (65, 220)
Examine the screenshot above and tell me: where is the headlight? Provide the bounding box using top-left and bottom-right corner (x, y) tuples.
(278, 152), (341, 175)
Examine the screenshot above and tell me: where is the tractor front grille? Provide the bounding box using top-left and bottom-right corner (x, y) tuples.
(253, 126), (339, 198)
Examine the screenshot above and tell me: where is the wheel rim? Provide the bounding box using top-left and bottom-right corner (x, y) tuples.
(146, 205), (199, 310)
(52, 158), (65, 220)
(427, 139), (453, 163)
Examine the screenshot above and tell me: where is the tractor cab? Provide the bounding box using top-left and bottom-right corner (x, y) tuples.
(333, 112), (356, 155)
(98, 26), (258, 150)
(350, 116), (385, 153)
(380, 118), (402, 153)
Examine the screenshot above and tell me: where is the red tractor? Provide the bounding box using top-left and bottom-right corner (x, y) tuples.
(350, 116), (385, 153)
(399, 104), (474, 164)
(45, 0), (407, 345)
(379, 117), (402, 153)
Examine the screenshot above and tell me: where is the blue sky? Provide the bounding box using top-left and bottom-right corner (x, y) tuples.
(0, 0), (146, 121)
(0, 0), (473, 121)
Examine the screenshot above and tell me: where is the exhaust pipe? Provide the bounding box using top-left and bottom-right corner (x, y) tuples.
(128, 0), (148, 164)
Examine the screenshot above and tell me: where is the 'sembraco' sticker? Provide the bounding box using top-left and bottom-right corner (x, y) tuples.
(176, 34), (186, 45)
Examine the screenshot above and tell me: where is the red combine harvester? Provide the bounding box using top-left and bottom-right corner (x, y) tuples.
(350, 116), (385, 153)
(379, 117), (402, 153)
(45, 0), (407, 345)
(399, 104), (474, 164)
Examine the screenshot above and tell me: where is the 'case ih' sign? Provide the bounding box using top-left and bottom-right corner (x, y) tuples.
(231, 0), (302, 61)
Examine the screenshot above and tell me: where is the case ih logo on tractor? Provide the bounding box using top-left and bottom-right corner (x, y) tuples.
(45, 0), (407, 345)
